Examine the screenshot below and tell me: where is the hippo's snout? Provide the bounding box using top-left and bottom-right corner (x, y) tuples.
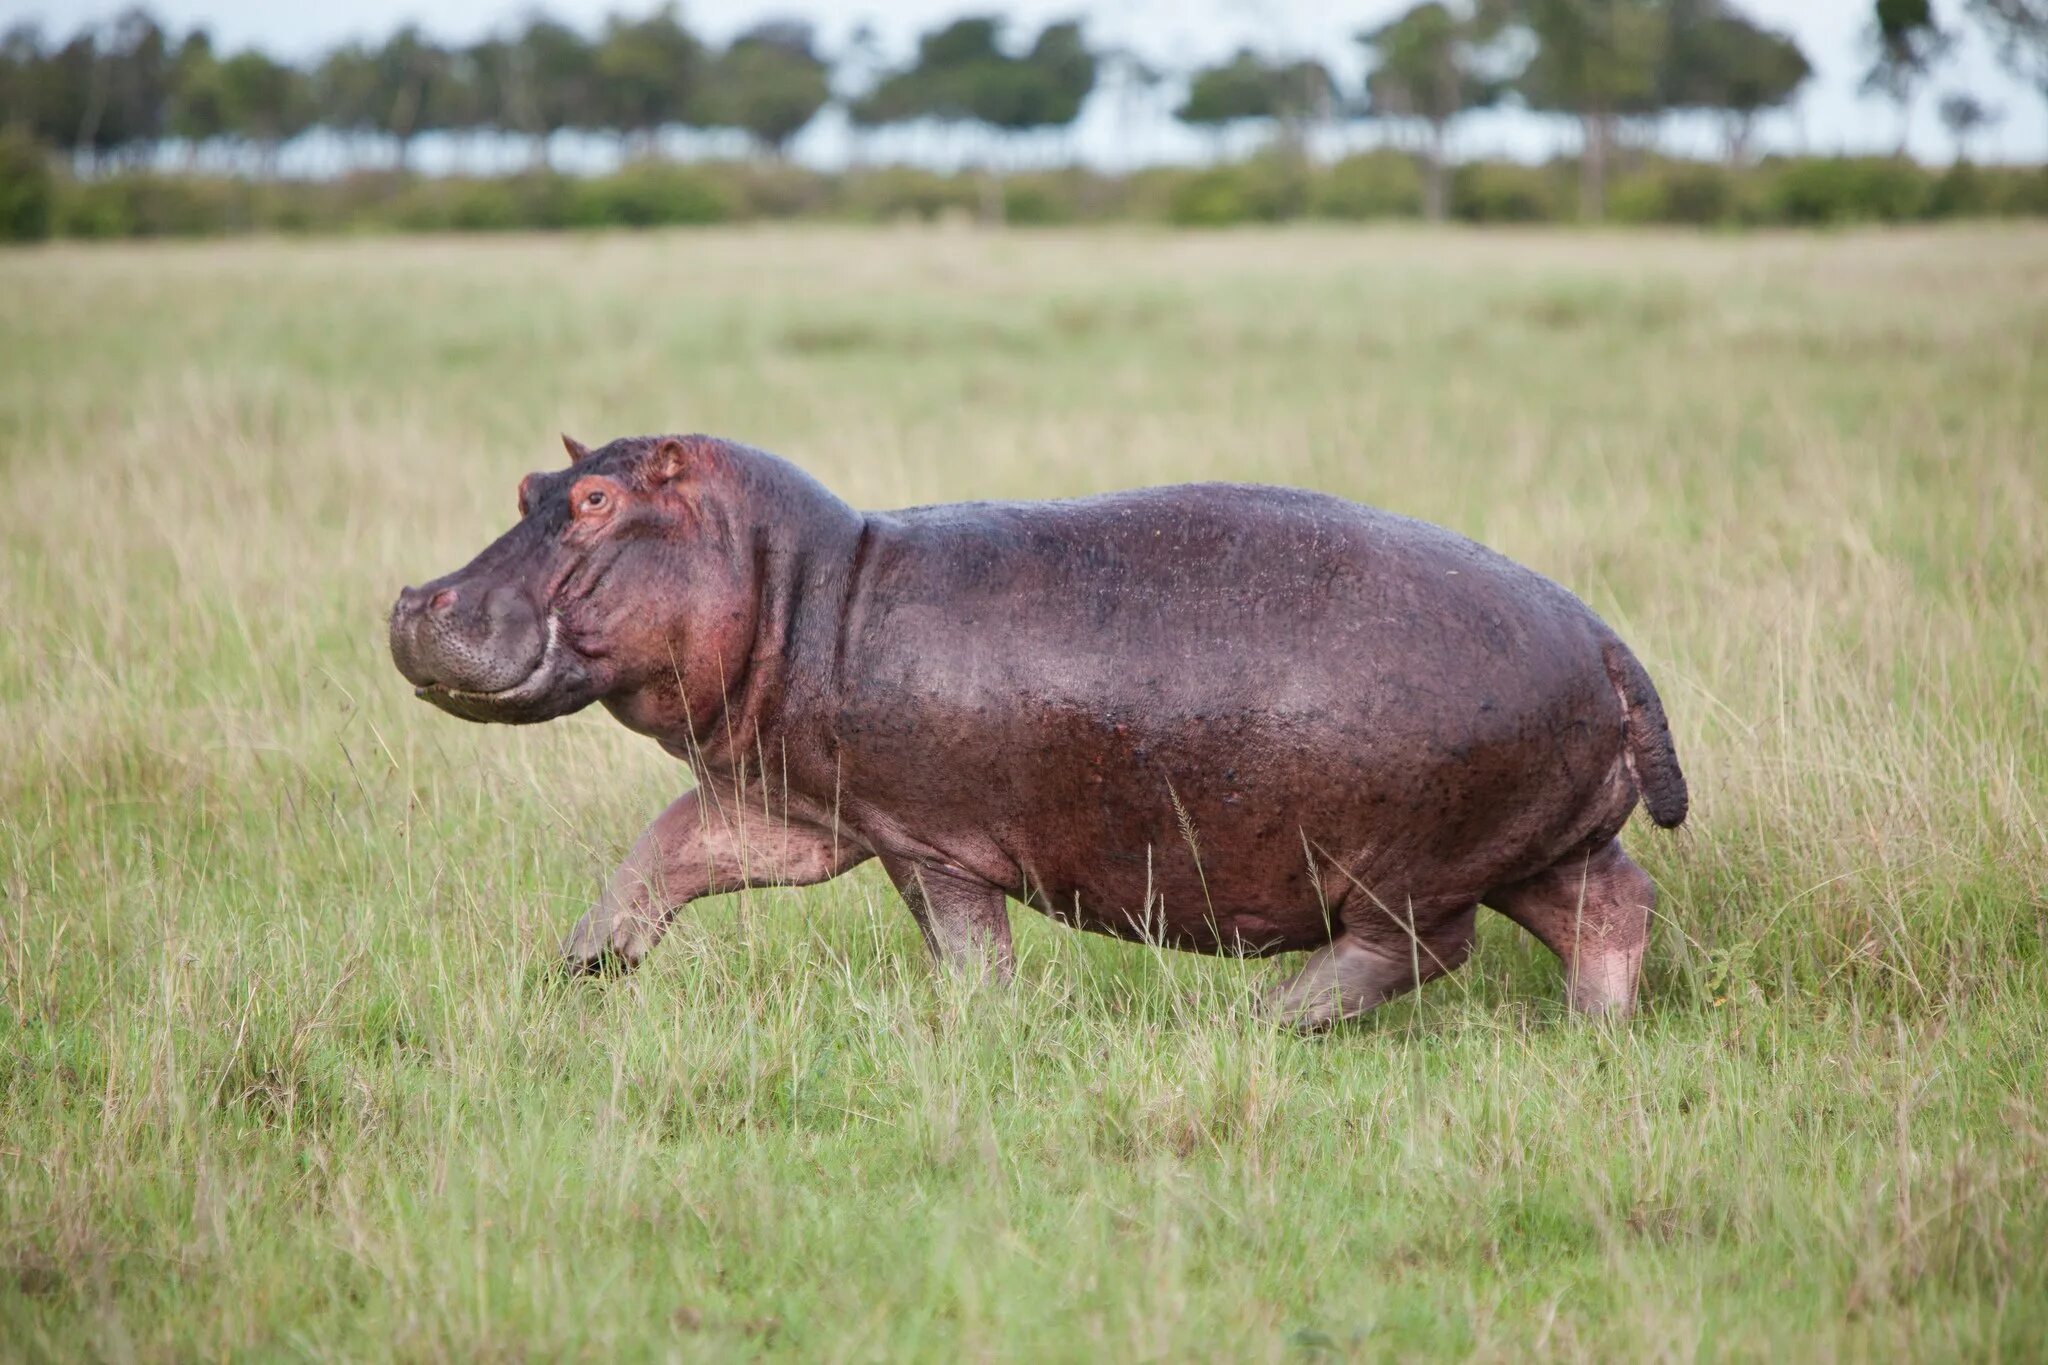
(389, 580), (548, 698)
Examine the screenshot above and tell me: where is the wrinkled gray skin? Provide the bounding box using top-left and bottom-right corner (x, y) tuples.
(391, 434), (1689, 1027)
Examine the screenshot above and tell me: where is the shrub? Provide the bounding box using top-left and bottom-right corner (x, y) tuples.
(0, 131), (54, 243)
(839, 167), (979, 223)
(1763, 157), (1932, 225)
(1926, 163), (1996, 219)
(720, 160), (834, 219)
(1167, 155), (1312, 227)
(1450, 162), (1562, 223)
(1610, 160), (1740, 225)
(567, 163), (737, 229)
(1997, 165), (2048, 216)
(1919, 162), (2048, 219)
(255, 186), (320, 233)
(1002, 176), (1077, 226)
(444, 180), (526, 231)
(1117, 167), (1192, 223)
(54, 180), (137, 238)
(54, 173), (260, 238)
(1313, 150), (1423, 220)
(15, 152), (2046, 240)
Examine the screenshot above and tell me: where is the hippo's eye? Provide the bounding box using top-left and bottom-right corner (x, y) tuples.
(568, 477), (617, 520)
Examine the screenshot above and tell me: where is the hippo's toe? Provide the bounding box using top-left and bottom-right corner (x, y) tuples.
(562, 908), (648, 978)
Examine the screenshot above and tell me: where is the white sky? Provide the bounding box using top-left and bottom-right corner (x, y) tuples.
(6, 0), (2043, 165)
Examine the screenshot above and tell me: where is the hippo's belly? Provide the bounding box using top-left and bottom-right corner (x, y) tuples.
(837, 671), (1629, 957)
(1018, 869), (1331, 957)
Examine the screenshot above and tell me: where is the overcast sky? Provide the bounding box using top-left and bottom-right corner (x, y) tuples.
(6, 0), (2042, 166)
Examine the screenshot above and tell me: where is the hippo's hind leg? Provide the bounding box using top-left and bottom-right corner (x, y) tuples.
(880, 858), (1014, 985)
(1483, 838), (1653, 1016)
(1261, 902), (1477, 1031)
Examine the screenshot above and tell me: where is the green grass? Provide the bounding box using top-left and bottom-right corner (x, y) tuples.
(2, 224), (2045, 1361)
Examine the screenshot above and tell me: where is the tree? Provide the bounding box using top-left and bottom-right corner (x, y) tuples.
(167, 31), (229, 164)
(1359, 2), (1505, 220)
(1937, 90), (1999, 160)
(218, 47), (310, 176)
(1176, 49), (1338, 158)
(6, 13), (174, 167)
(1017, 20), (1097, 151)
(99, 8), (171, 164)
(852, 16), (1002, 135)
(0, 126), (53, 240)
(853, 17), (1099, 176)
(1864, 0), (1953, 157)
(702, 20), (830, 157)
(514, 17), (597, 169)
(426, 43), (489, 171)
(1511, 0), (1670, 221)
(313, 43), (380, 171)
(1100, 46), (1164, 170)
(0, 25), (45, 135)
(1662, 1), (1809, 164)
(39, 30), (109, 166)
(593, 4), (702, 159)
(374, 27), (449, 172)
(1968, 0), (2048, 121)
(463, 37), (519, 147)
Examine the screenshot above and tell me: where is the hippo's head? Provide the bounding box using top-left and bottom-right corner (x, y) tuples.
(389, 433), (764, 729)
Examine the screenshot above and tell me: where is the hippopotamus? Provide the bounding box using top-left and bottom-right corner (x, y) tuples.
(389, 433), (1688, 1026)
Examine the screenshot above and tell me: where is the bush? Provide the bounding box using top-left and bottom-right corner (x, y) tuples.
(566, 163), (737, 228)
(996, 171), (1104, 226)
(371, 175), (576, 233)
(16, 151), (2046, 241)
(1001, 180), (1069, 226)
(839, 167), (979, 223)
(1996, 165), (2048, 216)
(1117, 167), (1192, 222)
(1926, 162), (1996, 219)
(1610, 160), (1741, 225)
(1313, 150), (1423, 220)
(1451, 162), (1562, 223)
(721, 160), (834, 219)
(1167, 155), (1312, 227)
(54, 173), (260, 238)
(53, 179), (134, 238)
(1763, 156), (1932, 225)
(0, 131), (54, 243)
(443, 180), (527, 231)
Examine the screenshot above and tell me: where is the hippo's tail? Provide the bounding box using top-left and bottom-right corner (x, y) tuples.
(1601, 638), (1689, 830)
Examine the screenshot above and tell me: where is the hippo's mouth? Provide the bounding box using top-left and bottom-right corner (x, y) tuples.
(414, 614), (583, 722)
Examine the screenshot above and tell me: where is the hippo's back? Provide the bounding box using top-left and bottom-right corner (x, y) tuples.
(845, 483), (1609, 726)
(828, 484), (1635, 951)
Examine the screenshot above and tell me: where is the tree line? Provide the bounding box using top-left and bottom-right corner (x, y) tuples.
(1, 0), (2043, 225)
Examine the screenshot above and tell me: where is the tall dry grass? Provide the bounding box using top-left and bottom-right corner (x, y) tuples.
(1, 225), (2043, 1360)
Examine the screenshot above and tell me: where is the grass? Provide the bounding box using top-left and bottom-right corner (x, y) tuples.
(1, 223), (2044, 1361)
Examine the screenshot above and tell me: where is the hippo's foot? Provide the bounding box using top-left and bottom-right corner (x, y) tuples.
(1483, 837), (1653, 1018)
(562, 906), (662, 978)
(563, 943), (634, 978)
(1260, 907), (1476, 1031)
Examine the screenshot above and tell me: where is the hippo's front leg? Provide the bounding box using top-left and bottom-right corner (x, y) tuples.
(566, 789), (870, 974)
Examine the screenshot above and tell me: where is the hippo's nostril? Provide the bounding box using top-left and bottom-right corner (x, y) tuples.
(389, 574), (547, 699)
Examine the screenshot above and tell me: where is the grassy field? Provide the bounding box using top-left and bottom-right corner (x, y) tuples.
(1, 224), (2044, 1361)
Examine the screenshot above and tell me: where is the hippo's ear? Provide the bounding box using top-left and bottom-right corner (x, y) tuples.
(561, 433), (592, 465)
(649, 436), (695, 485)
